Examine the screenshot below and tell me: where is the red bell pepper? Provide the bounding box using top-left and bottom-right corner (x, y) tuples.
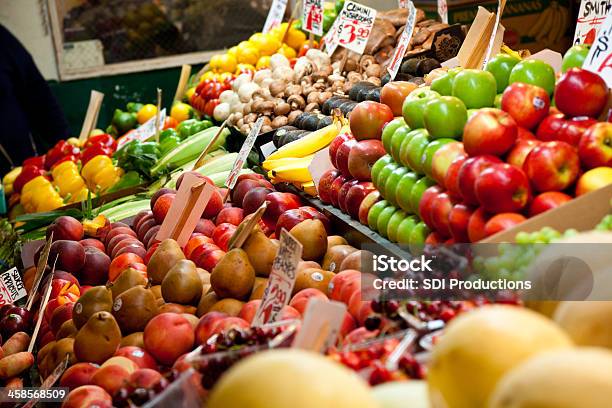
(203, 99), (220, 117)
(23, 155), (46, 168)
(85, 134), (117, 152)
(81, 145), (113, 166)
(12, 165), (46, 193)
(45, 141), (80, 169)
(50, 154), (79, 169)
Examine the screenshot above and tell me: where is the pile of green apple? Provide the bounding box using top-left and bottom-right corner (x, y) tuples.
(362, 46), (611, 246)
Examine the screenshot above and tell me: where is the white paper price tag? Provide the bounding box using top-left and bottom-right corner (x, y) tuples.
(263, 0), (289, 34)
(260, 141), (278, 158)
(334, 1), (377, 55)
(292, 299), (346, 352)
(225, 117), (264, 189)
(324, 16), (342, 55)
(303, 0), (324, 36)
(252, 229), (303, 327)
(584, 12), (612, 87)
(0, 268), (27, 305)
(387, 1), (417, 80)
(574, 0), (611, 45)
(117, 108), (166, 148)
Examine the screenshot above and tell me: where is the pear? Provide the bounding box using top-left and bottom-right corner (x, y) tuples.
(250, 277), (268, 300)
(121, 332), (144, 348)
(328, 235), (348, 248)
(112, 286), (158, 334)
(111, 268), (147, 299)
(74, 311), (121, 364)
(197, 292), (219, 317)
(147, 239), (185, 284)
(57, 320), (77, 339)
(210, 249), (255, 299)
(243, 230), (279, 276)
(322, 245), (358, 272)
(73, 286), (113, 329)
(161, 260), (202, 305)
(48, 337), (76, 369)
(290, 219), (327, 261)
(210, 298), (244, 316)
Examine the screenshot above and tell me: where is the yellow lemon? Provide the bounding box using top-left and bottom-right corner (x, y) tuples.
(285, 29), (307, 50)
(200, 71), (216, 82)
(278, 44), (297, 59)
(185, 87), (195, 101)
(256, 55), (271, 69)
(227, 46), (238, 58)
(170, 102), (193, 123)
(235, 63), (255, 75)
(136, 104), (157, 124)
(236, 46), (259, 65)
(251, 33), (281, 56)
(217, 53), (237, 73)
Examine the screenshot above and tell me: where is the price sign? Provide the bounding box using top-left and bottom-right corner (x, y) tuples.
(584, 12), (612, 87)
(252, 229), (303, 327)
(0, 268), (27, 305)
(323, 15), (342, 55)
(574, 0), (611, 45)
(292, 299), (346, 352)
(398, 0), (408, 8)
(263, 0), (289, 34)
(334, 1), (377, 55)
(387, 1), (417, 80)
(117, 109), (166, 148)
(225, 117), (264, 190)
(438, 0), (448, 24)
(302, 0), (324, 36)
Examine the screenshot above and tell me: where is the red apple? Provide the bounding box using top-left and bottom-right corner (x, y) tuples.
(275, 208), (312, 237)
(152, 194), (175, 224)
(358, 190), (381, 225)
(578, 122), (612, 169)
(467, 207), (491, 242)
(475, 163), (531, 213)
(501, 82), (550, 130)
(463, 108), (518, 156)
(484, 213), (526, 237)
(448, 204), (475, 243)
(348, 140), (386, 181)
(349, 101), (394, 140)
(444, 155), (467, 200)
(576, 167), (612, 196)
(431, 142), (466, 186)
(329, 174), (347, 208)
(338, 180), (359, 213)
(329, 132), (354, 168)
(345, 182), (376, 219)
(517, 127), (536, 140)
(430, 192), (454, 238)
(558, 117), (598, 146)
(506, 139), (540, 169)
(215, 207), (244, 226)
(381, 81), (418, 116)
(528, 191), (572, 216)
(524, 141), (580, 192)
(263, 192), (301, 225)
(336, 139), (358, 178)
(418, 185), (444, 229)
(554, 68), (608, 118)
(242, 187), (274, 215)
(536, 113), (566, 142)
(457, 155), (503, 205)
(232, 179), (273, 208)
(318, 169), (341, 204)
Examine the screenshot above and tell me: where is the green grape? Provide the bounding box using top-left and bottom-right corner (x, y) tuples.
(515, 231), (530, 244)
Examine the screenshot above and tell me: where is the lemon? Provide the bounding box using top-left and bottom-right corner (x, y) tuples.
(136, 104), (157, 124)
(227, 46), (238, 58)
(278, 44), (297, 59)
(185, 87), (195, 102)
(251, 33), (281, 56)
(236, 46), (259, 65)
(285, 29), (307, 50)
(170, 102), (193, 123)
(235, 63), (255, 75)
(256, 56), (271, 69)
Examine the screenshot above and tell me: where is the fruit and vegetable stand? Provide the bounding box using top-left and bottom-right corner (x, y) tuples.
(1, 1), (612, 407)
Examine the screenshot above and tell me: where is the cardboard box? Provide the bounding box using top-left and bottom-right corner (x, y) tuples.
(414, 0), (574, 53)
(483, 184), (612, 243)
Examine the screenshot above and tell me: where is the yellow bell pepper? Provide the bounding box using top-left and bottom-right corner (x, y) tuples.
(53, 171), (85, 197)
(21, 176), (52, 196)
(93, 166), (123, 192)
(20, 176), (64, 213)
(36, 193), (64, 212)
(3, 166), (21, 195)
(51, 161), (78, 179)
(68, 186), (91, 203)
(81, 155), (113, 182)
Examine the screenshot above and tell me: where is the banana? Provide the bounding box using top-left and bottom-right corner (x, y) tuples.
(266, 120), (346, 161)
(501, 44), (522, 60)
(270, 159), (314, 183)
(528, 7), (551, 37)
(547, 5), (562, 45)
(262, 155), (314, 171)
(534, 7), (555, 42)
(300, 181), (317, 196)
(557, 5), (569, 42)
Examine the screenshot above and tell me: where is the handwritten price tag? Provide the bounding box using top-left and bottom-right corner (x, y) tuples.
(263, 0), (289, 34)
(225, 117), (263, 190)
(252, 229), (303, 327)
(387, 1), (417, 80)
(584, 12), (612, 87)
(117, 109), (166, 148)
(398, 0), (408, 8)
(324, 15), (342, 55)
(292, 299), (346, 352)
(0, 268), (27, 305)
(303, 0), (324, 36)
(334, 1), (377, 55)
(574, 0), (611, 45)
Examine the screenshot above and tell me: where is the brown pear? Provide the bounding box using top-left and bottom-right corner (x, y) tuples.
(112, 286), (158, 333)
(210, 248), (255, 299)
(120, 332), (144, 348)
(197, 268), (211, 284)
(243, 230), (279, 276)
(147, 239), (185, 284)
(57, 320), (78, 339)
(210, 298), (244, 316)
(250, 277), (268, 300)
(150, 285), (163, 299)
(74, 311), (121, 364)
(293, 268), (334, 295)
(290, 219), (327, 261)
(328, 235), (348, 248)
(111, 268), (147, 299)
(197, 292), (219, 317)
(73, 286), (113, 329)
(161, 260), (202, 305)
(321, 245), (358, 272)
(48, 337), (77, 370)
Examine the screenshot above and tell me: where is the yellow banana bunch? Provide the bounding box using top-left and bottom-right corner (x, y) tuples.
(268, 155), (314, 183)
(266, 117), (347, 161)
(262, 155), (314, 172)
(501, 44), (522, 60)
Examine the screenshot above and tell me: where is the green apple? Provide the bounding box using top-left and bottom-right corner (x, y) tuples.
(385, 166), (409, 207)
(376, 162), (399, 199)
(382, 117), (406, 153)
(368, 200), (389, 231)
(377, 206), (399, 238)
(508, 59), (556, 96)
(396, 172), (419, 213)
(402, 88), (440, 129)
(561, 44), (590, 73)
(371, 154), (393, 189)
(396, 215), (419, 245)
(494, 93), (502, 109)
(485, 54), (520, 93)
(408, 177), (435, 215)
(409, 221), (431, 254)
(452, 69), (497, 108)
(398, 129), (422, 168)
(430, 68), (461, 96)
(423, 96), (467, 139)
(404, 130), (431, 174)
(387, 210), (408, 242)
(421, 138), (456, 179)
(389, 125), (411, 163)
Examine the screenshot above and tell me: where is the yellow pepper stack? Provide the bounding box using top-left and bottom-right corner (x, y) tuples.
(20, 176), (64, 213)
(51, 161), (90, 203)
(81, 155), (123, 193)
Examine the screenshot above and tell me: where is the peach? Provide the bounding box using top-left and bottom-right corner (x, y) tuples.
(340, 312), (357, 338)
(202, 190), (224, 219)
(344, 327), (379, 344)
(341, 277), (362, 306)
(184, 235), (214, 259)
(78, 247), (110, 286)
(242, 187), (274, 215)
(61, 385), (112, 408)
(110, 236), (144, 258)
(114, 346), (158, 370)
(127, 368), (163, 389)
(104, 227), (137, 246)
(279, 305), (301, 321)
(50, 302), (74, 335)
(210, 317), (249, 337)
(46, 216), (83, 241)
(144, 313), (194, 366)
(194, 311), (228, 345)
(192, 247), (225, 271)
(49, 240), (85, 274)
(289, 288), (328, 315)
(60, 362), (99, 390)
(134, 213), (154, 234)
(182, 313), (200, 329)
(107, 234), (139, 256)
(143, 226), (161, 249)
(211, 223), (237, 251)
(108, 253), (144, 282)
(238, 300), (261, 324)
(152, 193), (175, 224)
(100, 356), (139, 373)
(115, 243), (147, 260)
(144, 243), (160, 265)
(329, 270), (361, 301)
(356, 300), (374, 326)
(150, 188), (176, 210)
(232, 179), (273, 208)
(176, 172), (214, 190)
(215, 207), (244, 226)
(79, 239), (105, 252)
(132, 210), (152, 231)
(137, 218), (157, 242)
(91, 364), (132, 396)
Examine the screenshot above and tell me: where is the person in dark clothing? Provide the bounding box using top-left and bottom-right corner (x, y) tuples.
(0, 25), (70, 174)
